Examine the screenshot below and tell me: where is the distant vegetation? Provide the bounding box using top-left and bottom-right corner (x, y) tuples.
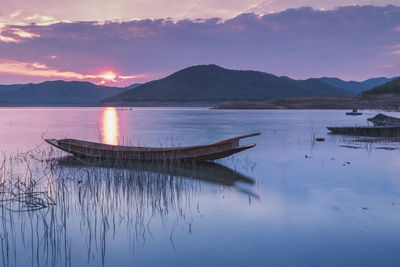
(214, 94), (400, 110)
(102, 64), (354, 104)
(362, 77), (400, 95)
(215, 77), (400, 110)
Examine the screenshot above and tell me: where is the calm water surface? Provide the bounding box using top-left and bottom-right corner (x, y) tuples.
(0, 107), (400, 267)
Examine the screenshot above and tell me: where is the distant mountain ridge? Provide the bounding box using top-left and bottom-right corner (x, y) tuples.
(318, 77), (397, 95)
(0, 80), (128, 104)
(0, 84), (30, 92)
(0, 65), (396, 106)
(362, 77), (400, 95)
(102, 64), (354, 104)
(124, 83), (142, 90)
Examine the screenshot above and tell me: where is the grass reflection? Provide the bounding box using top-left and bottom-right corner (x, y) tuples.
(0, 148), (256, 267)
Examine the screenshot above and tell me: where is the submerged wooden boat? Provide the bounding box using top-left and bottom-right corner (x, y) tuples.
(45, 132), (260, 162)
(327, 126), (400, 136)
(367, 113), (400, 126)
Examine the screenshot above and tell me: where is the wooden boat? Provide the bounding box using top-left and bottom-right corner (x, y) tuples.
(45, 132), (260, 162)
(327, 126), (400, 136)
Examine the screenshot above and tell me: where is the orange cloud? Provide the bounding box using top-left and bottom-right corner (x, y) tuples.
(0, 34), (17, 42)
(12, 28), (40, 38)
(0, 27), (40, 43)
(379, 63), (394, 69)
(0, 58), (145, 85)
(0, 11), (68, 43)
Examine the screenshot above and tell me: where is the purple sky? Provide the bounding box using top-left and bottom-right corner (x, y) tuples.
(0, 2), (399, 85)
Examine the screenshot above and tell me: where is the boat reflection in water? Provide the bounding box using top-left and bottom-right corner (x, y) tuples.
(102, 107), (119, 145)
(0, 150), (257, 267)
(56, 156), (255, 187)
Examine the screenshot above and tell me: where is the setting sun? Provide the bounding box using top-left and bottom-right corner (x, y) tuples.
(100, 71), (117, 80)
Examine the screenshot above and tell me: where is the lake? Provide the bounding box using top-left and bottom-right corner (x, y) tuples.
(0, 107), (400, 267)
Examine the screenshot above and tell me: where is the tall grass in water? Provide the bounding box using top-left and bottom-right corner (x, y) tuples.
(0, 146), (255, 267)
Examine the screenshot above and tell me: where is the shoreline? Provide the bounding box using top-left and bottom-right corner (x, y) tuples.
(213, 94), (400, 110)
(0, 94), (399, 109)
(0, 101), (219, 108)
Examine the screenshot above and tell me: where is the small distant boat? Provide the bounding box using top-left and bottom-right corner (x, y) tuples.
(346, 108), (362, 116)
(45, 132), (260, 162)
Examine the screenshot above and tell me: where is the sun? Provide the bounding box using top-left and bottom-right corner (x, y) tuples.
(100, 71), (117, 81)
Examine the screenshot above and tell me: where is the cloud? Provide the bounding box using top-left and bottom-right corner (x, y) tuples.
(0, 10), (69, 43)
(0, 5), (399, 85)
(247, 0), (400, 14)
(0, 0), (399, 22)
(379, 63), (395, 69)
(392, 44), (400, 55)
(0, 34), (17, 43)
(0, 26), (40, 42)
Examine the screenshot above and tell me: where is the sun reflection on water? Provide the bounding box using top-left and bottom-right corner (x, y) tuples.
(102, 107), (119, 145)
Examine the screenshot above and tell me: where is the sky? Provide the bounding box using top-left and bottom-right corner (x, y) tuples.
(0, 0), (399, 86)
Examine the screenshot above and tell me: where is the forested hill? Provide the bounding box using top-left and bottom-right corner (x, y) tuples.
(102, 64), (353, 104)
(362, 77), (400, 95)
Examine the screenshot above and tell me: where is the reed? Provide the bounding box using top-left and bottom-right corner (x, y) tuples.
(0, 144), (256, 267)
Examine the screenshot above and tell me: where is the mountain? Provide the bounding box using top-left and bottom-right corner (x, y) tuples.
(362, 77), (397, 88)
(0, 84), (28, 92)
(0, 80), (128, 105)
(102, 65), (353, 104)
(125, 83), (142, 90)
(362, 77), (400, 95)
(318, 77), (396, 95)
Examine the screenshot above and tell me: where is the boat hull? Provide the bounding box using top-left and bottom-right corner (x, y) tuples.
(327, 126), (400, 136)
(45, 133), (260, 162)
(367, 113), (400, 126)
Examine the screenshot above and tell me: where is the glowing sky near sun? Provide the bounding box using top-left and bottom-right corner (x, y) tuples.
(0, 59), (144, 86)
(0, 0), (399, 85)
